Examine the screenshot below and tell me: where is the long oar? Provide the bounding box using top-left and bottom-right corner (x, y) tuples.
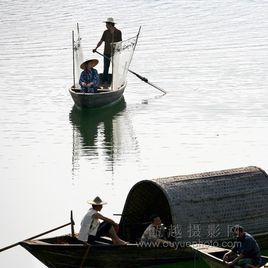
(128, 69), (166, 94)
(94, 50), (167, 94)
(0, 222), (71, 252)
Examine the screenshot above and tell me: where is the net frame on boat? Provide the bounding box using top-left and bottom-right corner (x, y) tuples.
(72, 24), (140, 92)
(111, 28), (140, 91)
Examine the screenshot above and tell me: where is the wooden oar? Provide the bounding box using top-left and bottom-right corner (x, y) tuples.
(128, 69), (166, 94)
(94, 50), (167, 94)
(0, 222), (71, 253)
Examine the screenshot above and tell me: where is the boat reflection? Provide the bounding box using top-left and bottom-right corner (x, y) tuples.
(69, 98), (127, 173)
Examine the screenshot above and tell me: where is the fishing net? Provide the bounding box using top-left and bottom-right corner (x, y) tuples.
(112, 34), (138, 91)
(73, 25), (84, 88)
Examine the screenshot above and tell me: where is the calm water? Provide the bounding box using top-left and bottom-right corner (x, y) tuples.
(0, 0), (268, 267)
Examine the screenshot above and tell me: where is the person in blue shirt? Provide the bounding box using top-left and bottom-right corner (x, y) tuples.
(79, 59), (100, 93)
(223, 225), (261, 267)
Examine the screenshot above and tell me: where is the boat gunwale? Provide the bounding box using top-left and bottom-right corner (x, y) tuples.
(190, 244), (229, 265)
(20, 240), (139, 248)
(190, 244), (268, 268)
(69, 82), (127, 96)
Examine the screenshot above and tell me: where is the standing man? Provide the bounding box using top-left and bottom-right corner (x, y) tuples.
(93, 17), (122, 86)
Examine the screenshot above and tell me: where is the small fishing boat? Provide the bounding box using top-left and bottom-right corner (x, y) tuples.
(20, 235), (192, 268)
(69, 83), (125, 109)
(69, 24), (140, 109)
(190, 244), (268, 268)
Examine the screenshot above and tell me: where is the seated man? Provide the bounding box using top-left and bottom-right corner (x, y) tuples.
(140, 214), (173, 247)
(79, 59), (100, 93)
(223, 225), (261, 268)
(78, 196), (126, 245)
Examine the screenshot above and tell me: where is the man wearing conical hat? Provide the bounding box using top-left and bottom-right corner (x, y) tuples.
(93, 18), (122, 85)
(79, 59), (100, 93)
(78, 196), (127, 245)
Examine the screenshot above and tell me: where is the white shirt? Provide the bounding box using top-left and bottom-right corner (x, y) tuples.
(141, 224), (160, 242)
(78, 208), (100, 242)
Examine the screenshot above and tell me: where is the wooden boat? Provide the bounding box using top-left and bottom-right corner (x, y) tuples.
(190, 244), (268, 268)
(20, 235), (192, 268)
(69, 83), (125, 109)
(19, 166), (268, 267)
(69, 25), (140, 109)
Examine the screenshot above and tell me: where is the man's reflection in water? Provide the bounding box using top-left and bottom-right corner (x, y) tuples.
(69, 98), (126, 169)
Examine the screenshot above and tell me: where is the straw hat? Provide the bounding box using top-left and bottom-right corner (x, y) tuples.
(80, 59), (99, 70)
(103, 17), (116, 24)
(87, 196), (107, 205)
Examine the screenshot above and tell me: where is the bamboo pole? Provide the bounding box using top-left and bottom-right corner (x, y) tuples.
(72, 30), (75, 89)
(71, 210), (75, 237)
(0, 222), (72, 253)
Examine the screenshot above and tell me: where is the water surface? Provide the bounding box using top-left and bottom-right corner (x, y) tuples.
(0, 0), (267, 267)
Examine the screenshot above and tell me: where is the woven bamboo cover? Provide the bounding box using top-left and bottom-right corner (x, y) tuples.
(120, 166), (268, 243)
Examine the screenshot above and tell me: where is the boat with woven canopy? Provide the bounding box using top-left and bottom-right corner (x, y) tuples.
(119, 166), (268, 248)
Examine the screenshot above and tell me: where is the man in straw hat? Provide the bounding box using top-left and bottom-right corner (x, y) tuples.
(93, 17), (122, 85)
(78, 196), (127, 245)
(79, 58), (100, 93)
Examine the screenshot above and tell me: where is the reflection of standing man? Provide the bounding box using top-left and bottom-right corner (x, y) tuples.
(93, 18), (122, 85)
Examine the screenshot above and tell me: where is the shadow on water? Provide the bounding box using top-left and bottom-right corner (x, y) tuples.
(69, 97), (127, 174)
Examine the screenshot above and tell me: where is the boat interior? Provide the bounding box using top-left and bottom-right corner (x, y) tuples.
(71, 73), (112, 93)
(26, 234), (116, 247)
(118, 181), (172, 243)
(209, 250), (229, 260)
(202, 248), (268, 267)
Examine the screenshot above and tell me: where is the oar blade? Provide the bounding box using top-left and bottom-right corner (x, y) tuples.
(129, 69), (166, 94)
(145, 80), (166, 94)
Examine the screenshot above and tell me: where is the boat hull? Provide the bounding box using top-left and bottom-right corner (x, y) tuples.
(20, 236), (192, 268)
(69, 85), (125, 109)
(190, 244), (268, 268)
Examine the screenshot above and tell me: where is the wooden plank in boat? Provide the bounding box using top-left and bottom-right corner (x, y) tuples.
(190, 244), (230, 254)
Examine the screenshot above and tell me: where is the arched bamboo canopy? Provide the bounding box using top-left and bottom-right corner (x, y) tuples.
(119, 166), (268, 244)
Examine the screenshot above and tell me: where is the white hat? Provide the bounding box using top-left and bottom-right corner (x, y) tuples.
(103, 17), (116, 24)
(87, 196), (107, 205)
